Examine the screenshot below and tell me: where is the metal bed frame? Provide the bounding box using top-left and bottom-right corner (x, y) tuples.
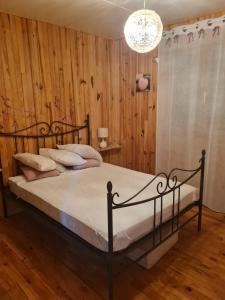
(0, 115), (205, 300)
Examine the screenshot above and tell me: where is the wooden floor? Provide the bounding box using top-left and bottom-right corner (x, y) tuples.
(0, 207), (225, 300)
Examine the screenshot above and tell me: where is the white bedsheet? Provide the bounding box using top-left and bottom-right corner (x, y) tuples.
(9, 163), (198, 252)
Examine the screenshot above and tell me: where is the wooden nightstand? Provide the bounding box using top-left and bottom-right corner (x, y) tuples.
(95, 144), (121, 152)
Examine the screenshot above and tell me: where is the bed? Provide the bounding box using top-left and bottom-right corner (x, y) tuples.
(0, 115), (206, 300)
(9, 162), (197, 252)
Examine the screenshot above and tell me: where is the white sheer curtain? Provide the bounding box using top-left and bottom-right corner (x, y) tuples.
(157, 19), (225, 212)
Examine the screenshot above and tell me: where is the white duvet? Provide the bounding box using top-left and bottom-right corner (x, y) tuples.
(9, 163), (198, 252)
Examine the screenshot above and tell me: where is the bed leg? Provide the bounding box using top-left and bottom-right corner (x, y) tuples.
(0, 171), (7, 219)
(107, 181), (114, 300)
(107, 255), (113, 300)
(198, 204), (202, 232)
(2, 197), (7, 219)
(198, 150), (206, 232)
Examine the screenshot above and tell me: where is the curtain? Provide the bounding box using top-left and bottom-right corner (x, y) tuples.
(157, 18), (225, 212)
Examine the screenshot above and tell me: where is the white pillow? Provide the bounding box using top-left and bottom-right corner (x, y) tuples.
(57, 144), (103, 162)
(14, 153), (56, 172)
(39, 149), (67, 172)
(39, 148), (86, 166)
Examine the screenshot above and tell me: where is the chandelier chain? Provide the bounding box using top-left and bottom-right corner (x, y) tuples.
(144, 0), (150, 9)
(101, 0), (132, 12)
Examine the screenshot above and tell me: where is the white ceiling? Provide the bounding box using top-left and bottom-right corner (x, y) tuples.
(0, 0), (225, 39)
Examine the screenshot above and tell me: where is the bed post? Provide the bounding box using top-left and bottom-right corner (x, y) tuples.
(0, 151), (7, 218)
(107, 181), (114, 300)
(198, 149), (206, 232)
(85, 114), (91, 145)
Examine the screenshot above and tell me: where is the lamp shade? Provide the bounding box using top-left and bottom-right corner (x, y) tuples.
(98, 128), (108, 138)
(124, 9), (163, 53)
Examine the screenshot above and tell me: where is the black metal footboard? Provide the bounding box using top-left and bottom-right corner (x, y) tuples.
(106, 150), (206, 300)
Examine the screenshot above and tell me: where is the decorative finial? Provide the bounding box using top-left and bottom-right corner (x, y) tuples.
(107, 181), (113, 194)
(202, 149), (206, 157)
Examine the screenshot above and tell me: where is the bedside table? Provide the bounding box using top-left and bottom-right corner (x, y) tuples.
(95, 144), (121, 152)
(0, 168), (7, 218)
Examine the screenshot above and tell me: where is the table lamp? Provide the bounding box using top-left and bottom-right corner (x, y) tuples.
(98, 128), (108, 148)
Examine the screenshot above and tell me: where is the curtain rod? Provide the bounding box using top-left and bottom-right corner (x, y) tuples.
(162, 14), (225, 39)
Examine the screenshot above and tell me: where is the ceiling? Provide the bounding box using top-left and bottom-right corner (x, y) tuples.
(0, 0), (225, 39)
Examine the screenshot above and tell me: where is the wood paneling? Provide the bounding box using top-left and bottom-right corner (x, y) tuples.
(114, 39), (157, 174)
(0, 206), (224, 299)
(0, 12), (157, 185)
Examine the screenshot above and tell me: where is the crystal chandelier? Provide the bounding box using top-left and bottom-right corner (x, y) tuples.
(124, 1), (163, 53)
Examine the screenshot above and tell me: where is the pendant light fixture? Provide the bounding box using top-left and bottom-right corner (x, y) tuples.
(124, 0), (163, 53)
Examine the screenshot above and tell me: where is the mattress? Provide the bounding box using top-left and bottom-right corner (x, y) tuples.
(9, 163), (198, 252)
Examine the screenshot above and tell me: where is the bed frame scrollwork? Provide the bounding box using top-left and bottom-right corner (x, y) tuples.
(0, 115), (205, 300)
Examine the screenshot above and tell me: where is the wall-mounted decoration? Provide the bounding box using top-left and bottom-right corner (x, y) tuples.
(136, 73), (151, 92)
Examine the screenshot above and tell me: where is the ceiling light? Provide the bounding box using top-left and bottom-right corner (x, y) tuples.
(124, 2), (163, 53)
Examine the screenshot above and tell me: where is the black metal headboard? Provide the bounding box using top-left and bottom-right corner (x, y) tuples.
(0, 115), (90, 144)
(0, 115), (90, 178)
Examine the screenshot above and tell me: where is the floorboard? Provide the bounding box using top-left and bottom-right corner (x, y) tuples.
(0, 207), (224, 299)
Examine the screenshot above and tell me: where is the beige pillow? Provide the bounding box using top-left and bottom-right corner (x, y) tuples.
(71, 159), (100, 170)
(14, 153), (56, 172)
(57, 144), (103, 162)
(20, 164), (60, 181)
(55, 162), (67, 173)
(39, 148), (86, 166)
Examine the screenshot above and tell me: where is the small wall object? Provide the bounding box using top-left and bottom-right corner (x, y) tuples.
(136, 73), (150, 92)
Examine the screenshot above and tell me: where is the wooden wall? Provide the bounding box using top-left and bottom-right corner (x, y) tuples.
(116, 39), (157, 173)
(0, 12), (157, 186)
